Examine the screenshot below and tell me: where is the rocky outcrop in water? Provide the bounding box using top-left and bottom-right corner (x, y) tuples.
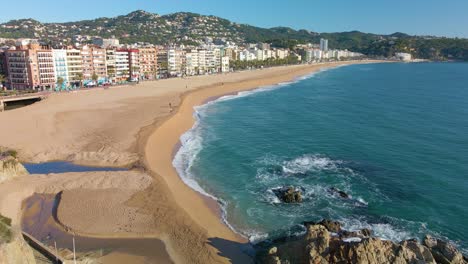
(260, 220), (467, 264)
(328, 187), (350, 199)
(273, 187), (303, 203)
(0, 149), (28, 184)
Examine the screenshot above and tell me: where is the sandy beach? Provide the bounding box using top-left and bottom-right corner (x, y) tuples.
(0, 61), (382, 263)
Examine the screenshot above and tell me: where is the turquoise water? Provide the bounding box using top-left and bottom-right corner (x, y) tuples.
(174, 62), (468, 252)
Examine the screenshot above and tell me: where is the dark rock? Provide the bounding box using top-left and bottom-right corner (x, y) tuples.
(272, 187), (303, 203)
(318, 219), (342, 233)
(360, 228), (372, 237)
(423, 235), (466, 264)
(328, 187), (350, 199)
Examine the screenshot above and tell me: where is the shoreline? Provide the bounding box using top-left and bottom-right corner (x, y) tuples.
(142, 60), (386, 260)
(169, 63), (349, 239)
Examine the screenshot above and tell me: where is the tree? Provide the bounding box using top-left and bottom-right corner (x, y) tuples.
(131, 66), (140, 80)
(57, 77), (65, 91)
(92, 72), (99, 83)
(76, 73), (84, 89)
(0, 74), (6, 91)
(122, 70), (129, 81)
(153, 66), (158, 79)
(107, 68), (115, 83)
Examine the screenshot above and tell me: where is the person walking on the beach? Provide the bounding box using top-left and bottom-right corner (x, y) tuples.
(169, 102), (173, 112)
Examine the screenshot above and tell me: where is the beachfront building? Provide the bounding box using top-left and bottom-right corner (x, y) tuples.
(205, 48), (220, 73)
(197, 49), (207, 74)
(115, 49), (130, 82)
(0, 49), (7, 78)
(5, 40), (56, 90)
(168, 48), (184, 77)
(66, 48), (83, 87)
(157, 49), (168, 78)
(221, 56), (230, 73)
(128, 49), (140, 81)
(185, 49), (199, 76)
(81, 45), (107, 83)
(52, 49), (69, 89)
(105, 49), (116, 82)
(139, 47), (158, 80)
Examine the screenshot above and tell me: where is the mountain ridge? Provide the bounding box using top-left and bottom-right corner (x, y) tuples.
(1, 10), (467, 60)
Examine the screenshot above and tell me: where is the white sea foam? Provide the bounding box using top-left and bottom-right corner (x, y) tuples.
(343, 237), (362, 243)
(356, 197), (369, 206)
(282, 154), (342, 174)
(340, 217), (415, 242)
(264, 187), (283, 204)
(249, 232), (270, 244)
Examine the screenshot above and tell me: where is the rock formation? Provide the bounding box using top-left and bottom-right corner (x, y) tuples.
(273, 187), (303, 203)
(0, 149), (28, 184)
(328, 187), (350, 199)
(260, 220), (467, 264)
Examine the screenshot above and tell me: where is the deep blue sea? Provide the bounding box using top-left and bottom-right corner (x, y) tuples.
(174, 62), (468, 253)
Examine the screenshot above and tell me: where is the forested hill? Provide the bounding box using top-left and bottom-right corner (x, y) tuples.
(1, 10), (467, 60)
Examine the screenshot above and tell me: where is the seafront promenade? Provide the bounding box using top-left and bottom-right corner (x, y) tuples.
(0, 93), (48, 112)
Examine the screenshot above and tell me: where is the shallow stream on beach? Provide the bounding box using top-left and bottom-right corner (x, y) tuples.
(20, 162), (172, 263)
(174, 62), (468, 253)
(22, 193), (172, 263)
(23, 161), (127, 174)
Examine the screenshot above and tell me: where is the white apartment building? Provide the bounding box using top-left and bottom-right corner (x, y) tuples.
(276, 49), (289, 59)
(239, 49), (257, 61)
(198, 49), (207, 74)
(115, 50), (130, 81)
(185, 49), (199, 76)
(168, 48), (184, 76)
(255, 49), (264, 61)
(52, 49), (69, 88)
(221, 56), (230, 73)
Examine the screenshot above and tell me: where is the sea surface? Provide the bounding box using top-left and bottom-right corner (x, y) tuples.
(174, 62), (468, 253)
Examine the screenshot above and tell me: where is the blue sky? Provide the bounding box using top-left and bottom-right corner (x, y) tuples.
(1, 0), (467, 38)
